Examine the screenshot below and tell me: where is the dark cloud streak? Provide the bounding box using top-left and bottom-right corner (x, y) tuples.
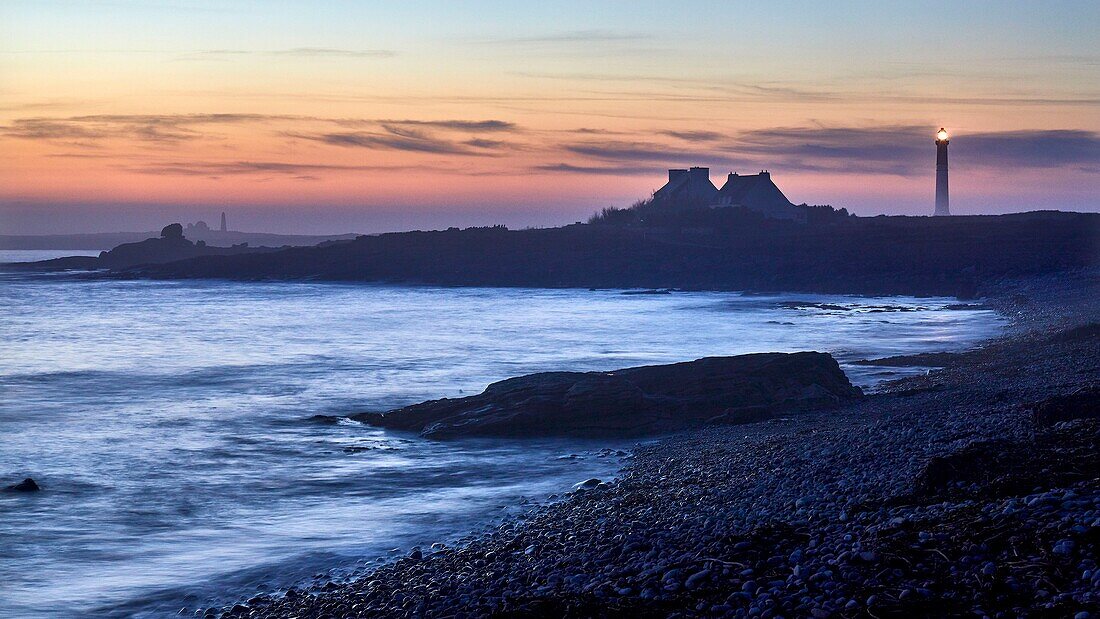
(660, 130), (725, 142)
(380, 119), (517, 132)
(293, 130), (501, 156)
(1, 114), (520, 151)
(0, 113), (288, 144)
(961, 130), (1100, 169)
(127, 161), (420, 177)
(533, 163), (654, 176)
(730, 126), (1100, 176)
(563, 140), (741, 167)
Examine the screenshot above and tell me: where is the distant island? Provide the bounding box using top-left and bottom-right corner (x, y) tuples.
(0, 213), (357, 250)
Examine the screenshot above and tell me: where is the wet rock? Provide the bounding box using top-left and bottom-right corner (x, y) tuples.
(355, 353), (862, 439)
(685, 569), (711, 589)
(572, 478), (602, 491)
(306, 414), (344, 425)
(852, 352), (959, 368)
(4, 478), (40, 492)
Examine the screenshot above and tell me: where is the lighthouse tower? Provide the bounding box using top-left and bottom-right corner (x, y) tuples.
(934, 128), (950, 216)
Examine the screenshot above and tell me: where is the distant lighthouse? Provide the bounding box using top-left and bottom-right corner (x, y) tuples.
(934, 128), (950, 216)
(220, 211), (227, 232)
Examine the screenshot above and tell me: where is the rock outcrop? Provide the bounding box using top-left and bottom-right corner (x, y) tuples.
(354, 352), (862, 439)
(8, 223), (279, 271)
(160, 223), (185, 240)
(124, 211), (1099, 298)
(1031, 384), (1099, 427)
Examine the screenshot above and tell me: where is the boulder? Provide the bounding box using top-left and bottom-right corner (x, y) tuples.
(353, 352), (862, 439)
(5, 478), (40, 492)
(1032, 384), (1099, 427)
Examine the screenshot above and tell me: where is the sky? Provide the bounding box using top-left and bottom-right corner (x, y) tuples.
(1, 1), (1099, 234)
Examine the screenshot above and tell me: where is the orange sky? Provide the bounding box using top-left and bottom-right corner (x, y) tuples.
(2, 1), (1098, 233)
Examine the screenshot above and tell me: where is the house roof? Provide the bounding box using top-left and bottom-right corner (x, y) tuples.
(653, 167), (718, 203)
(716, 172), (785, 204)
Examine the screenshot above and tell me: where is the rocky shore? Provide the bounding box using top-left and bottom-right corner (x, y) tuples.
(115, 211), (1098, 298)
(200, 272), (1098, 618)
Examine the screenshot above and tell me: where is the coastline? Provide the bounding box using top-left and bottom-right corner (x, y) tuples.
(190, 269), (1100, 618)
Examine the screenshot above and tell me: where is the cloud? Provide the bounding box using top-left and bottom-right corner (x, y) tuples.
(554, 126), (1100, 178)
(463, 138), (508, 149)
(380, 119), (517, 132)
(125, 161), (417, 177)
(959, 130), (1100, 169)
(731, 125), (927, 175)
(569, 128), (630, 135)
(563, 140), (737, 166)
(660, 130), (725, 142)
(290, 120), (516, 155)
(0, 113), (288, 144)
(47, 152), (117, 158)
(2, 119), (109, 141)
(1, 114), (517, 151)
(516, 72), (841, 103)
(728, 126), (1100, 176)
(294, 130), (491, 155)
(515, 70), (1100, 108)
(533, 163), (653, 176)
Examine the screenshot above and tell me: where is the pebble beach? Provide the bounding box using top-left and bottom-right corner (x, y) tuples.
(200, 272), (1100, 618)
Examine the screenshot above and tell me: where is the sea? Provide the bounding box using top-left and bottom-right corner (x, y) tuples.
(0, 249), (1006, 617)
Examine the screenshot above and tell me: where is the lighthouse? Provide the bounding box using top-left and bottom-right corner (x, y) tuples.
(934, 128), (950, 216)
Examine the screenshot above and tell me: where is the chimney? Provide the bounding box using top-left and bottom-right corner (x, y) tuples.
(668, 169), (688, 182)
(689, 166), (710, 180)
(220, 211), (227, 232)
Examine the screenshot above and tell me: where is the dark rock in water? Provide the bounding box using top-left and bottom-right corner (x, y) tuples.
(353, 352), (863, 439)
(1031, 384), (1099, 427)
(5, 478), (40, 492)
(852, 352), (959, 368)
(777, 301), (850, 311)
(944, 302), (989, 310)
(306, 414), (344, 425)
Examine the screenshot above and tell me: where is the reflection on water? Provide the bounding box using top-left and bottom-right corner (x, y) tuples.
(0, 256), (1004, 617)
